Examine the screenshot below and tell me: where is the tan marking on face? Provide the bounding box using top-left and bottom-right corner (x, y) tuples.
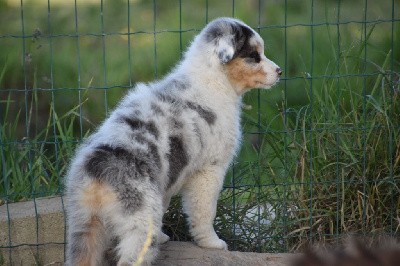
(81, 180), (117, 212)
(225, 57), (267, 93)
(76, 216), (104, 266)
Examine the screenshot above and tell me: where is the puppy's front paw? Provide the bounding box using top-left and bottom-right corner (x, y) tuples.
(158, 232), (170, 244)
(197, 237), (228, 250)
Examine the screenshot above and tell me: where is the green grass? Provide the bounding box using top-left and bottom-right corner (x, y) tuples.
(0, 0), (399, 253)
(0, 60), (91, 201)
(0, 83), (90, 202)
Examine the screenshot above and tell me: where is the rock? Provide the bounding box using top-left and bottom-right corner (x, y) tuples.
(156, 241), (291, 266)
(0, 197), (292, 265)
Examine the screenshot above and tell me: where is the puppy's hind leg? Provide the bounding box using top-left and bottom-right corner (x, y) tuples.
(110, 183), (164, 265)
(181, 166), (228, 250)
(157, 193), (174, 245)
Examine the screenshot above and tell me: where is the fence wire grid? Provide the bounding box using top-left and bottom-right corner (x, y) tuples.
(0, 0), (399, 263)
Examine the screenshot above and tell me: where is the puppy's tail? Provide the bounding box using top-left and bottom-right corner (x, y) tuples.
(133, 217), (154, 266)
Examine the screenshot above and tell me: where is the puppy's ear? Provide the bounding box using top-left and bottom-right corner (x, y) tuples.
(215, 38), (235, 64)
(204, 19), (250, 64)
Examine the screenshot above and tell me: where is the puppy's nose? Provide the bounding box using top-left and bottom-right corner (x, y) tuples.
(276, 68), (282, 76)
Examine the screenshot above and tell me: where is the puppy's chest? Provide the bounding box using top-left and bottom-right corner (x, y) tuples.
(189, 104), (242, 165)
(208, 113), (241, 152)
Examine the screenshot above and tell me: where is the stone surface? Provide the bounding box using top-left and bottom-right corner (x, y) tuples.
(0, 197), (292, 265)
(156, 241), (291, 266)
(0, 197), (65, 265)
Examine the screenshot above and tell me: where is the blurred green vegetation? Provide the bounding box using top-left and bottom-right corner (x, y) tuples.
(0, 0), (399, 252)
(0, 0), (398, 131)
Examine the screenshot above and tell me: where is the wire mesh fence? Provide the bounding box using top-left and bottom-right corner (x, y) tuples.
(0, 0), (399, 263)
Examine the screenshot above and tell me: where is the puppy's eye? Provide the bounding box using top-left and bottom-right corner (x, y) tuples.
(248, 51), (261, 63)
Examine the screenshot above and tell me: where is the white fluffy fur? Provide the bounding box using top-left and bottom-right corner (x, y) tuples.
(65, 17), (281, 265)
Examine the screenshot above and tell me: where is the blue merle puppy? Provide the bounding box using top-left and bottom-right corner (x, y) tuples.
(65, 17), (281, 265)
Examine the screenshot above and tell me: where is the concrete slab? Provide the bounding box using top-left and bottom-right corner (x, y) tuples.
(156, 241), (292, 266)
(0, 197), (65, 265)
(0, 197), (292, 265)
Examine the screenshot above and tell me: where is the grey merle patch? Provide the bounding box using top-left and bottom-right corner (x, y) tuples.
(154, 92), (184, 116)
(171, 118), (184, 129)
(168, 77), (189, 91)
(147, 141), (162, 172)
(186, 101), (216, 125)
(154, 93), (216, 125)
(155, 92), (178, 104)
(204, 22), (225, 43)
(121, 117), (159, 140)
(116, 183), (143, 214)
(85, 145), (158, 182)
(151, 103), (165, 116)
(166, 136), (188, 188)
(132, 135), (162, 171)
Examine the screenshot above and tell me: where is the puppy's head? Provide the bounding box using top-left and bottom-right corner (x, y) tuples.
(201, 18), (281, 94)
